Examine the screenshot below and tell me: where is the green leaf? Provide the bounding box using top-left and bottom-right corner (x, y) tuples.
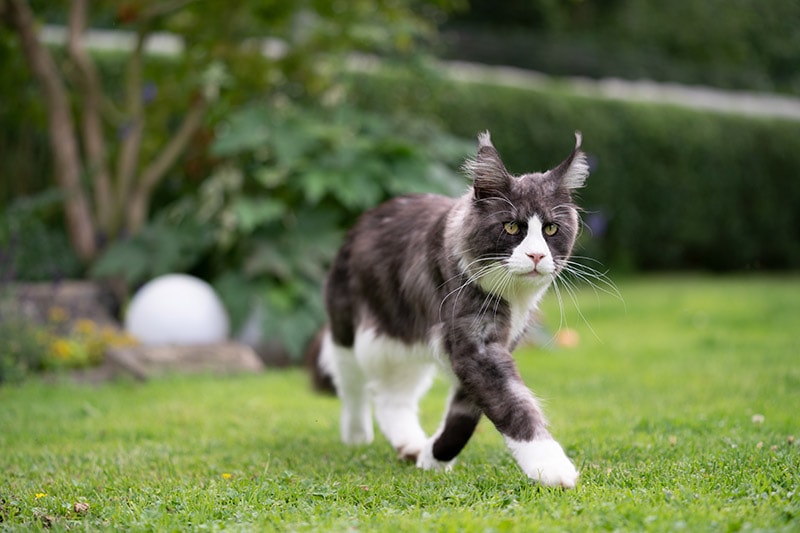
(90, 240), (151, 286)
(232, 197), (285, 232)
(254, 166), (289, 188)
(213, 272), (256, 333)
(211, 104), (271, 157)
(91, 219), (214, 286)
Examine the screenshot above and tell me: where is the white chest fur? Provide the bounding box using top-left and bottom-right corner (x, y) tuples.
(507, 285), (549, 343)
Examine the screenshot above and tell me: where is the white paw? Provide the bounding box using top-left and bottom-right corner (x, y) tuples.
(415, 438), (455, 471)
(505, 438), (579, 488)
(395, 439), (427, 462)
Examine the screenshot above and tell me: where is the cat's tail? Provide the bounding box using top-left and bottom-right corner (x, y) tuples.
(303, 326), (337, 395)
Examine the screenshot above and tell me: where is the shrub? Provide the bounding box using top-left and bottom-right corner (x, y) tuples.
(0, 319), (47, 384)
(0, 189), (82, 282)
(93, 102), (471, 357)
(0, 288), (138, 384)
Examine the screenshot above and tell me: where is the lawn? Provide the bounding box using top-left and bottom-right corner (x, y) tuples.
(1, 275), (798, 531)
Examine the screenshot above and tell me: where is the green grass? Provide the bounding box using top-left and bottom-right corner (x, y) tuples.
(1, 275), (798, 531)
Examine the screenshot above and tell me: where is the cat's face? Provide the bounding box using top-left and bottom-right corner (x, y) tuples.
(459, 132), (589, 295)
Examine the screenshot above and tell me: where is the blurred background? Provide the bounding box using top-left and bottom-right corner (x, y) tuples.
(1, 0), (799, 375)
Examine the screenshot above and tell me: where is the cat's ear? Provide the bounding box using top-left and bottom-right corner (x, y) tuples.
(465, 131), (512, 200)
(549, 131), (589, 191)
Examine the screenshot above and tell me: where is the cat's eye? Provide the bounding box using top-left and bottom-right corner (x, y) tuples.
(503, 221), (520, 235)
(543, 223), (558, 236)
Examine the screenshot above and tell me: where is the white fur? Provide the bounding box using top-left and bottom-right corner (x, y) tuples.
(416, 437), (454, 471)
(320, 334), (373, 444)
(505, 437), (579, 488)
(562, 132), (589, 190)
(324, 328), (442, 458)
(477, 130), (492, 148)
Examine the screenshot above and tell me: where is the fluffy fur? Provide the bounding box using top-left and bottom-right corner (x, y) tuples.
(318, 132), (588, 488)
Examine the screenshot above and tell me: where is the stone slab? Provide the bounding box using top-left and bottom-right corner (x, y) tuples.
(106, 342), (265, 381)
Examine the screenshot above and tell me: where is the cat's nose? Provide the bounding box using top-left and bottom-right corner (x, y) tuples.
(527, 252), (545, 266)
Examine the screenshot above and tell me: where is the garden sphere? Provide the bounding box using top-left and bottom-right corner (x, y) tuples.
(125, 274), (230, 345)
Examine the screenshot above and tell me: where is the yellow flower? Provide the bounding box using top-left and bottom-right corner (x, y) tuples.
(50, 339), (72, 360)
(35, 492), (47, 499)
(74, 319), (97, 335)
(222, 473), (232, 479)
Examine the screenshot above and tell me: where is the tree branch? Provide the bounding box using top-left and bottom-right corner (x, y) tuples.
(115, 25), (147, 224)
(4, 0), (97, 261)
(68, 0), (114, 234)
(126, 95), (208, 234)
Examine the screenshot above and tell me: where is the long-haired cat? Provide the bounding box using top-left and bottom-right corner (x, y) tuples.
(317, 131), (588, 487)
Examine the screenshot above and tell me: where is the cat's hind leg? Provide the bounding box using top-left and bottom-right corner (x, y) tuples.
(320, 331), (373, 445)
(355, 330), (436, 462)
(369, 362), (436, 461)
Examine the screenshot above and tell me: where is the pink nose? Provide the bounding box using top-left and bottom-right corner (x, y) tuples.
(527, 252), (545, 266)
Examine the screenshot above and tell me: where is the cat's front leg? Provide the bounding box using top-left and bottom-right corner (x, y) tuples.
(505, 437), (578, 488)
(451, 341), (579, 488)
(416, 386), (481, 471)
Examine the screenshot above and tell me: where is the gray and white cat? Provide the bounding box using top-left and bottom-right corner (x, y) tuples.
(317, 131), (588, 488)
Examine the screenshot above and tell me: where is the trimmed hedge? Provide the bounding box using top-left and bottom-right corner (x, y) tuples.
(4, 40), (799, 272)
(347, 70), (800, 271)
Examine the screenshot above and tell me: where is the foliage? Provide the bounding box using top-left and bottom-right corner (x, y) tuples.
(0, 286), (138, 383)
(90, 217), (214, 287)
(93, 102), (471, 357)
(0, 0), (458, 261)
(348, 68), (800, 271)
(0, 30), (51, 208)
(0, 319), (46, 384)
(0, 189), (82, 282)
(444, 0), (800, 94)
(43, 317), (138, 371)
(1, 276), (798, 529)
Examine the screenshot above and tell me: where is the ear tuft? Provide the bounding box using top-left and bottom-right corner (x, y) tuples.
(477, 130), (493, 149)
(465, 130), (512, 200)
(553, 131), (589, 191)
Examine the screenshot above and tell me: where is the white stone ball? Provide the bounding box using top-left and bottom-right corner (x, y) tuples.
(125, 274), (230, 345)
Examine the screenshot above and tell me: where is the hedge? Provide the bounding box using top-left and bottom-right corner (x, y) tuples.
(4, 48), (800, 272)
(346, 69), (800, 271)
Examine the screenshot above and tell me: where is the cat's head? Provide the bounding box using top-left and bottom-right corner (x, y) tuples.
(459, 131), (589, 294)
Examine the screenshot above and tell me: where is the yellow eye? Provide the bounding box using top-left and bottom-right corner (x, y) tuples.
(503, 221), (520, 235)
(543, 223), (558, 236)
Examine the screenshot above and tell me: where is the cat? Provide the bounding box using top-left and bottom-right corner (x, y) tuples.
(315, 131), (588, 488)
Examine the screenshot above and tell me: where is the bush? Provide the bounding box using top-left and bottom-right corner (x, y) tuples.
(347, 68), (800, 271)
(0, 319), (47, 384)
(0, 189), (82, 282)
(0, 309), (137, 384)
(93, 102), (471, 357)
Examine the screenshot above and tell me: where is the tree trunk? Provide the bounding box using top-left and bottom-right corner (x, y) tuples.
(3, 0), (97, 261)
(68, 0), (114, 236)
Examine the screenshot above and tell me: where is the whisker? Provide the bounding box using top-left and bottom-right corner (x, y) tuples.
(545, 254), (622, 344)
(558, 258), (624, 306)
(555, 273), (603, 342)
